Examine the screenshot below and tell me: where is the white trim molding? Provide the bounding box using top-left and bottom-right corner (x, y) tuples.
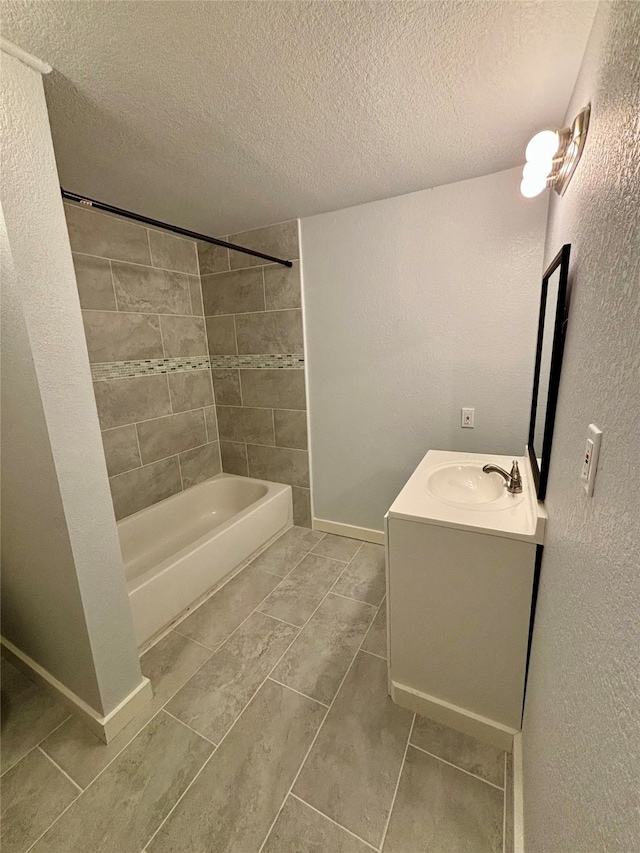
(1, 636), (153, 743)
(313, 518), (385, 545)
(391, 680), (517, 753)
(513, 731), (525, 852)
(0, 38), (52, 75)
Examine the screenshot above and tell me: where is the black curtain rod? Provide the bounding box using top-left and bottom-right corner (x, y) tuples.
(60, 189), (293, 268)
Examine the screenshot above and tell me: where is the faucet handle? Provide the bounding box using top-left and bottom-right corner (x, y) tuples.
(510, 460), (520, 479)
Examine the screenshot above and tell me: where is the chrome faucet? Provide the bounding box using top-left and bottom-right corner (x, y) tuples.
(482, 460), (523, 494)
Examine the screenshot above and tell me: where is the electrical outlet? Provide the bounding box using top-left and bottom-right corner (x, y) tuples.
(461, 407), (475, 428)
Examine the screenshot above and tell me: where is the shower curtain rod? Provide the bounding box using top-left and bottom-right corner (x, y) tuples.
(60, 189), (293, 268)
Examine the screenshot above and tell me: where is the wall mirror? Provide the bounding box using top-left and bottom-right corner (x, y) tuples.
(528, 244), (571, 500)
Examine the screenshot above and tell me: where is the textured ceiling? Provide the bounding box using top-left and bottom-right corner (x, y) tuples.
(2, 1), (596, 234)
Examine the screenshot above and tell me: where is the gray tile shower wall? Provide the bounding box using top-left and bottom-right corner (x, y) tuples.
(200, 222), (311, 526)
(65, 202), (221, 520)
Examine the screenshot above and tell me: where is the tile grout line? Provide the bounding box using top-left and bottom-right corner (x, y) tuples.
(256, 546), (381, 852)
(145, 533), (360, 853)
(139, 744), (218, 852)
(21, 529), (357, 852)
(267, 677), (329, 708)
(359, 593), (386, 654)
(27, 622), (228, 850)
(289, 793), (379, 852)
(207, 306), (303, 320)
(26, 529), (344, 852)
(101, 405), (212, 434)
(259, 611), (302, 630)
(37, 746), (84, 794)
(83, 308), (205, 318)
(70, 249), (200, 278)
(160, 708), (217, 747)
(0, 712), (73, 780)
(359, 648), (386, 661)
(133, 422), (144, 472)
(329, 589), (380, 607)
(108, 258), (120, 311)
(160, 531), (317, 650)
(378, 714), (416, 852)
(141, 538), (336, 851)
(409, 742), (505, 791)
(171, 540), (324, 652)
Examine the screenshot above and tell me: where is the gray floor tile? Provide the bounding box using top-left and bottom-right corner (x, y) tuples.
(41, 631), (212, 788)
(249, 526), (324, 576)
(272, 594), (376, 704)
(262, 795), (373, 853)
(332, 542), (386, 605)
(361, 599), (387, 659)
(504, 753), (514, 853)
(1, 749), (78, 853)
(32, 712), (213, 853)
(148, 680), (325, 853)
(166, 612), (298, 743)
(411, 716), (505, 788)
(175, 565), (280, 649)
(294, 651), (413, 847)
(382, 746), (503, 853)
(0, 660), (69, 774)
(258, 553), (346, 626)
(310, 533), (362, 562)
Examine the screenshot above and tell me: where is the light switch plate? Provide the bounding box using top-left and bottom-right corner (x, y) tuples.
(582, 423), (602, 496)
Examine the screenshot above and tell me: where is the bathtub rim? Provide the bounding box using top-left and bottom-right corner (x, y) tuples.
(121, 472), (291, 594)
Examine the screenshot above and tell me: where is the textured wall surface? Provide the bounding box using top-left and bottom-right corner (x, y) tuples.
(522, 3), (640, 851)
(1, 1), (594, 234)
(301, 167), (548, 531)
(0, 52), (142, 714)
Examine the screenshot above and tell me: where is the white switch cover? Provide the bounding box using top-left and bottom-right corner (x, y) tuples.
(461, 408), (475, 428)
(581, 423), (602, 496)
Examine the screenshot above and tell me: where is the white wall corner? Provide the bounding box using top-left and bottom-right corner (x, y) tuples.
(513, 731), (525, 853)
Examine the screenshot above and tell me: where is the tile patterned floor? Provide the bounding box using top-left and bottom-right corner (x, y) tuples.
(1, 527), (510, 853)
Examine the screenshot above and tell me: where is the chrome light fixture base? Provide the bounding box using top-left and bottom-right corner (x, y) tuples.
(552, 105), (590, 195)
(521, 105), (591, 198)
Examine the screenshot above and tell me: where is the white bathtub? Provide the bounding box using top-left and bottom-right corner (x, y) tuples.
(119, 473), (292, 647)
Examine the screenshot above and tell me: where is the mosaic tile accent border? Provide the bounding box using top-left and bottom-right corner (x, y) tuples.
(90, 353), (305, 381)
(209, 354), (305, 370)
(91, 356), (210, 382)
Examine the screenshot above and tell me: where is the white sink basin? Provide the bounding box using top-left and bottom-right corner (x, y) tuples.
(425, 462), (525, 511)
(388, 450), (546, 543)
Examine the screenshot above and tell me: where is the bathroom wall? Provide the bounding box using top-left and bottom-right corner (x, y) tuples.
(522, 3), (640, 851)
(65, 202), (221, 520)
(1, 48), (144, 715)
(201, 223), (311, 526)
(300, 167), (548, 532)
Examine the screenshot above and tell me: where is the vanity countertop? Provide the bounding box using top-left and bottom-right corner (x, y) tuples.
(387, 450), (546, 544)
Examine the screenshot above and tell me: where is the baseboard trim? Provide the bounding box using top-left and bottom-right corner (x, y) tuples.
(391, 680), (517, 752)
(513, 731), (525, 852)
(313, 518), (385, 545)
(1, 636), (153, 743)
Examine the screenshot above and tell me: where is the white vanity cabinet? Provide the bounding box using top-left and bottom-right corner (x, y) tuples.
(385, 450), (546, 750)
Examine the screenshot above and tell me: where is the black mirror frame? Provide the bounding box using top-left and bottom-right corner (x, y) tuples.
(528, 244), (571, 500)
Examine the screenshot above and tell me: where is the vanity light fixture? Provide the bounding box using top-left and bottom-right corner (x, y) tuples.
(520, 105), (590, 198)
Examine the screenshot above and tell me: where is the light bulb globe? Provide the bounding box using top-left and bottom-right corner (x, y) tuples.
(523, 160), (552, 182)
(525, 130), (560, 163)
(520, 176), (545, 199)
